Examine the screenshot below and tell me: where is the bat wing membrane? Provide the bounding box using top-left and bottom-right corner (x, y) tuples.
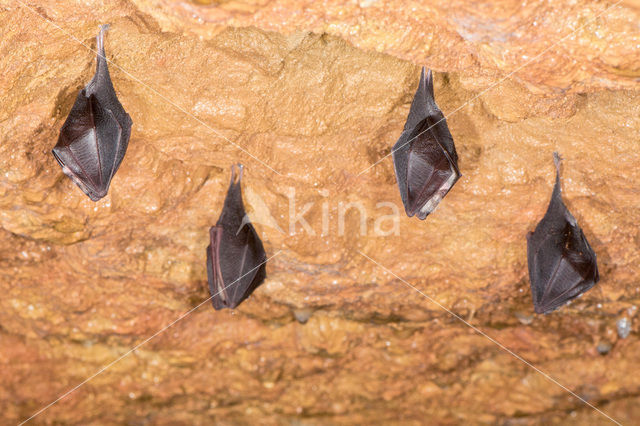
(207, 165), (267, 310)
(52, 25), (132, 201)
(527, 153), (599, 314)
(392, 67), (460, 219)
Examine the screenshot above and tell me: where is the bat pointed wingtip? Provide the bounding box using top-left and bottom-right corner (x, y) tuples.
(403, 202), (429, 220)
(532, 298), (554, 314)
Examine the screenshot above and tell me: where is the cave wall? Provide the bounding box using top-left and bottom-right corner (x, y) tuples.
(1, 0), (639, 424)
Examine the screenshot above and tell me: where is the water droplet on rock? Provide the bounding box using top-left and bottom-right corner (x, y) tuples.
(596, 341), (612, 355)
(617, 317), (631, 339)
(515, 311), (533, 325)
(293, 308), (313, 324)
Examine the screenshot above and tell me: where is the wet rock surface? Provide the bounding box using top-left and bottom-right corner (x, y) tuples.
(1, 0), (640, 424)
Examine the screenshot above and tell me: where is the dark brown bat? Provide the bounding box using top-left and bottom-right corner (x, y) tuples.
(206, 165), (267, 310)
(392, 67), (461, 220)
(527, 153), (599, 314)
(52, 25), (132, 201)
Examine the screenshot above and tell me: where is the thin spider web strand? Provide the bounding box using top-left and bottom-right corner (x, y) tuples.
(357, 1), (623, 177)
(14, 0), (282, 175)
(18, 251), (281, 425)
(357, 250), (622, 425)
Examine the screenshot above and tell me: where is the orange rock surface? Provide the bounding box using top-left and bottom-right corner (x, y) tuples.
(1, 0), (639, 424)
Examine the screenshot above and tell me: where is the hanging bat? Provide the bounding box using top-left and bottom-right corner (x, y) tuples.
(527, 153), (599, 314)
(392, 67), (461, 220)
(52, 24), (133, 201)
(206, 164), (267, 310)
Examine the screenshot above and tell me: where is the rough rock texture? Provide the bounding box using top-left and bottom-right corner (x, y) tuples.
(1, 0), (639, 424)
(137, 0), (640, 92)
